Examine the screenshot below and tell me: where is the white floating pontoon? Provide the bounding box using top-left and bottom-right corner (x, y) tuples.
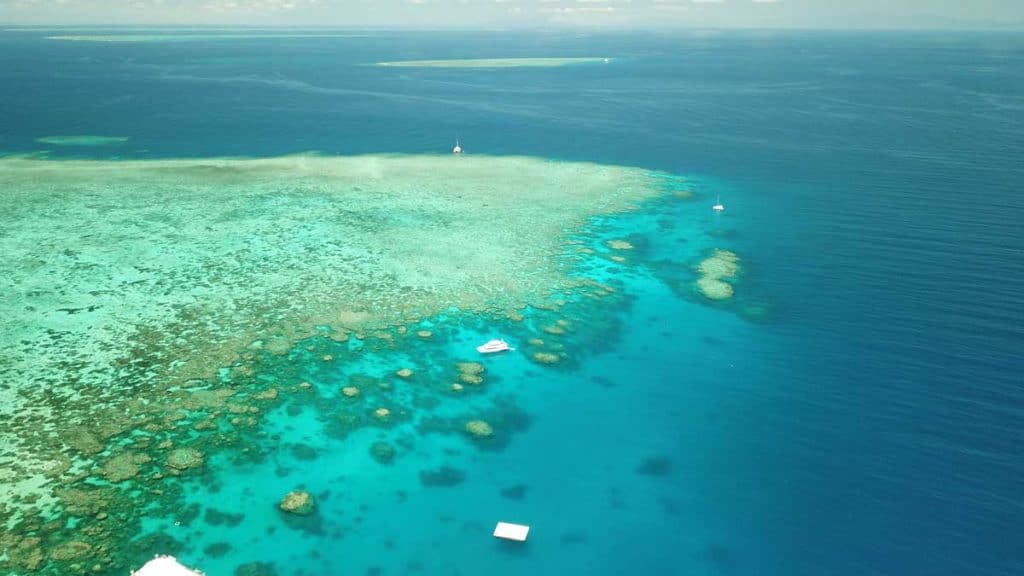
(476, 339), (514, 354)
(132, 555), (204, 576)
(493, 521), (530, 542)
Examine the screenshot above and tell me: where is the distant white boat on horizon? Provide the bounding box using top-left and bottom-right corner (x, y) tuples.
(712, 195), (725, 212)
(477, 339), (513, 354)
(453, 139), (462, 154)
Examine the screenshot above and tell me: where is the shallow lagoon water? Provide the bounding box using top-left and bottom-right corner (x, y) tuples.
(1, 29), (1022, 576)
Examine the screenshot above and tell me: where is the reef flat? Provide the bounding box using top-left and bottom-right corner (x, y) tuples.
(46, 34), (369, 42)
(35, 135), (129, 146)
(0, 153), (661, 527)
(375, 57), (608, 68)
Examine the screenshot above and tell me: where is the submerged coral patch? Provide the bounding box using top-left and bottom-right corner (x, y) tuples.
(464, 419), (494, 438)
(636, 456), (674, 477)
(695, 249), (741, 301)
(697, 277), (734, 300)
(36, 135), (129, 146)
(369, 441), (396, 464)
(279, 490), (316, 515)
(166, 447), (204, 470)
(419, 466), (466, 487)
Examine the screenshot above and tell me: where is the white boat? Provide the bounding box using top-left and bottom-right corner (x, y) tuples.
(132, 555), (204, 576)
(453, 139), (462, 154)
(712, 195), (725, 212)
(476, 339), (513, 354)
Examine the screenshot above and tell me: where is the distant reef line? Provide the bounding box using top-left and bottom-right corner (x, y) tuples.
(45, 33), (372, 42)
(35, 135), (129, 146)
(374, 57), (610, 68)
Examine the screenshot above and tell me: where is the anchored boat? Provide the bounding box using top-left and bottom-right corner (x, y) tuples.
(132, 555), (203, 576)
(712, 195), (725, 212)
(476, 339), (513, 354)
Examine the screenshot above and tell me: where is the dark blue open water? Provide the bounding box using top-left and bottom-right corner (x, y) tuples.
(1, 30), (1022, 575)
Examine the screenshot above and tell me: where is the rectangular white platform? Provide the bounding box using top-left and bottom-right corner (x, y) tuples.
(493, 521), (530, 542)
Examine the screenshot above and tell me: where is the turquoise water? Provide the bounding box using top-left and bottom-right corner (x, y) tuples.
(1, 29), (1023, 575)
(133, 204), (766, 576)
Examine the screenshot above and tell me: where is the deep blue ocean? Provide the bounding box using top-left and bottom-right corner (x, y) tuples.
(1, 29), (1022, 575)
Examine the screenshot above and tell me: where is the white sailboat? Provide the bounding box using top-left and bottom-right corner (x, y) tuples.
(712, 195), (725, 212)
(453, 138), (462, 154)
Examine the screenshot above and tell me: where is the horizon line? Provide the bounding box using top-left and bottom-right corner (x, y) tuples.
(3, 24), (1024, 33)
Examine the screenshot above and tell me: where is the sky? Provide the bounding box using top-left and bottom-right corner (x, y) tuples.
(2, 0), (1023, 29)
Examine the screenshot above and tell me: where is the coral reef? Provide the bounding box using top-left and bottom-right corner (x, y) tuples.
(204, 508), (245, 526)
(464, 420), (494, 438)
(369, 441), (396, 464)
(376, 57), (608, 68)
(695, 249), (740, 301)
(49, 540), (92, 562)
(36, 135), (128, 146)
(204, 542), (233, 558)
(532, 352), (561, 365)
(99, 451), (151, 483)
(0, 152), (674, 573)
(278, 491), (316, 515)
(235, 561), (280, 576)
(255, 388), (279, 400)
(419, 466), (466, 487)
(636, 456), (674, 476)
(697, 277), (734, 300)
(166, 448), (204, 471)
(697, 249), (739, 279)
(500, 484), (528, 500)
(456, 362), (485, 385)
